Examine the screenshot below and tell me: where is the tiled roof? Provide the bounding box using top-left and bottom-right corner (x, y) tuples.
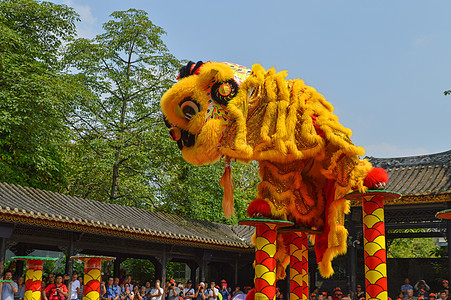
(0, 183), (252, 249)
(231, 224), (255, 242)
(367, 150), (450, 196)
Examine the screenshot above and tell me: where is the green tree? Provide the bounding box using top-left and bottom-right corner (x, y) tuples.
(42, 255), (84, 277)
(0, 0), (79, 191)
(62, 8), (259, 221)
(387, 237), (440, 258)
(159, 160), (259, 224)
(121, 258), (156, 285)
(62, 9), (180, 206)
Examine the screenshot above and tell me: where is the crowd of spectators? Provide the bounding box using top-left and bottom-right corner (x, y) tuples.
(0, 270), (251, 300)
(396, 278), (449, 300)
(303, 278), (449, 300)
(1, 269), (449, 300)
(98, 276), (251, 300)
(0, 270), (86, 300)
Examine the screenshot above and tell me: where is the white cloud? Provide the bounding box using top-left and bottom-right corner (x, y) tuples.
(63, 0), (97, 38)
(413, 36), (430, 47)
(363, 143), (430, 158)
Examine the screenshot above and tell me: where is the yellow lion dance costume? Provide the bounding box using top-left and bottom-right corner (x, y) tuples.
(160, 61), (388, 278)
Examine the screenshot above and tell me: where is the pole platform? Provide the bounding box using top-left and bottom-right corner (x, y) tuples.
(436, 209), (451, 219)
(12, 256), (59, 300)
(239, 219), (293, 300)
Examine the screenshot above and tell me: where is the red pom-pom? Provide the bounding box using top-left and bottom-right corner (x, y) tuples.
(245, 289), (256, 300)
(247, 199), (272, 218)
(364, 167), (389, 189)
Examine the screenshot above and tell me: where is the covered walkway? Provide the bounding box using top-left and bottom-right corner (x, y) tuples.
(0, 182), (255, 286)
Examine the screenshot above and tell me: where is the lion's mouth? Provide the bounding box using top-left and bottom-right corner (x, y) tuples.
(173, 129), (196, 150)
(164, 116), (196, 150)
(178, 130), (196, 149)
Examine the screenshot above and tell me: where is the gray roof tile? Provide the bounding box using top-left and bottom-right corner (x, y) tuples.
(368, 150), (450, 195)
(0, 182), (251, 249)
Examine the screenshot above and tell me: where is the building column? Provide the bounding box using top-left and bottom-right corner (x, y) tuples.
(448, 214), (451, 283)
(308, 251), (317, 292)
(447, 201), (451, 283)
(200, 251), (211, 283)
(160, 248), (171, 300)
(113, 256), (123, 278)
(0, 237), (4, 300)
(161, 248), (168, 286)
(65, 233), (75, 277)
(349, 228), (357, 300)
(155, 247), (170, 294)
(189, 261), (196, 284)
(234, 257), (239, 287)
(346, 209), (357, 300)
(0, 237), (5, 277)
(11, 244), (27, 278)
(286, 266), (290, 300)
(200, 259), (206, 283)
(0, 223), (13, 276)
(154, 257), (162, 282)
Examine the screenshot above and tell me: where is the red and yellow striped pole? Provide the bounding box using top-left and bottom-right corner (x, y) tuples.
(72, 256), (115, 300)
(25, 259), (43, 300)
(255, 223), (277, 299)
(301, 233), (309, 300)
(346, 190), (400, 300)
(362, 194), (387, 300)
(239, 219), (293, 300)
(12, 256), (58, 300)
(279, 227), (322, 300)
(288, 232), (308, 300)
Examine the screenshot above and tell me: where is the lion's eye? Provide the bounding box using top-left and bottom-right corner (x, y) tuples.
(180, 99), (201, 121)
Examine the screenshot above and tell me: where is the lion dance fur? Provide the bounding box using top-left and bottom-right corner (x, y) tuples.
(160, 61), (388, 279)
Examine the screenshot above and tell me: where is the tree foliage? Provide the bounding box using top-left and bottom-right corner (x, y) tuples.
(121, 259), (186, 284)
(62, 9), (180, 205)
(0, 0), (79, 191)
(62, 8), (259, 222)
(0, 1), (259, 223)
(387, 238), (440, 258)
(159, 160), (259, 223)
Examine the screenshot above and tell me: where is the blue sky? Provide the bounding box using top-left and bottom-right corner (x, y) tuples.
(53, 0), (450, 158)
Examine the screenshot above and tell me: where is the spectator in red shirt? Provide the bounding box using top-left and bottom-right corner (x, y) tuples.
(332, 288), (342, 300)
(45, 274), (68, 300)
(442, 281), (449, 296)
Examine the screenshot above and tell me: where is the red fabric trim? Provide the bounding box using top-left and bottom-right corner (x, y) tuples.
(311, 115), (326, 139)
(314, 180), (336, 263)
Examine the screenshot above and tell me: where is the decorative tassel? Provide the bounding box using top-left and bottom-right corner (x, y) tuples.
(364, 167), (389, 189)
(220, 156), (235, 218)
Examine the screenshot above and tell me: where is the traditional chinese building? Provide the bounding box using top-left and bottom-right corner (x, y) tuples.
(0, 150), (449, 298)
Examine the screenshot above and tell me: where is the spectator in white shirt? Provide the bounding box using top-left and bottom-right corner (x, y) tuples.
(206, 282), (218, 300)
(70, 272), (81, 300)
(2, 271), (18, 300)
